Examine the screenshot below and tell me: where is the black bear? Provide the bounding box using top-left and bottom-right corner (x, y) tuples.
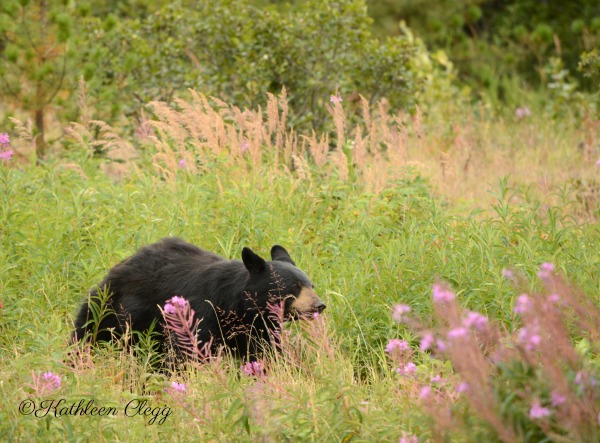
(73, 238), (325, 360)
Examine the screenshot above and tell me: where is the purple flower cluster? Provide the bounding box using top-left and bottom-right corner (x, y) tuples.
(386, 339), (409, 354)
(392, 304), (411, 323)
(462, 311), (488, 331)
(455, 382), (469, 394)
(419, 332), (446, 352)
(550, 391), (565, 407)
(42, 372), (62, 391)
(419, 386), (431, 399)
(399, 435), (419, 443)
(241, 360), (265, 377)
(164, 296), (189, 314)
(419, 333), (434, 351)
(517, 326), (541, 351)
(167, 381), (187, 394)
(514, 294), (532, 314)
(0, 133), (13, 161)
(447, 327), (468, 340)
(529, 399), (551, 419)
(501, 268), (515, 280)
(430, 374), (443, 384)
(432, 284), (455, 304)
(396, 362), (417, 376)
(538, 262), (555, 280)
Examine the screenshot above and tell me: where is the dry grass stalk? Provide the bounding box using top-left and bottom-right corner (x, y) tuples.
(77, 77), (93, 125)
(305, 131), (329, 168)
(66, 119), (138, 181)
(328, 100), (345, 151)
(8, 117), (35, 154)
(334, 148), (349, 181)
(352, 125), (366, 170)
(276, 87), (288, 152)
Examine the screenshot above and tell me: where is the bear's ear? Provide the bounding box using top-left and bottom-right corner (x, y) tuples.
(242, 247), (267, 274)
(270, 245), (296, 266)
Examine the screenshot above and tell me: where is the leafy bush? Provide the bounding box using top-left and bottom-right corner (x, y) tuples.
(80, 0), (433, 131)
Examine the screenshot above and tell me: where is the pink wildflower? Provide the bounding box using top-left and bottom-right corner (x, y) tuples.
(0, 133), (9, 145)
(455, 382), (469, 394)
(540, 262), (555, 272)
(178, 158), (187, 169)
(515, 106), (531, 119)
(514, 294), (532, 314)
(419, 386), (431, 399)
(463, 311), (488, 330)
(386, 339), (409, 354)
(399, 435), (419, 443)
(573, 371), (596, 387)
(241, 361), (265, 377)
(42, 372), (62, 391)
(447, 327), (468, 340)
(517, 327), (541, 351)
(529, 399), (551, 419)
(548, 293), (560, 303)
(550, 391), (565, 407)
(168, 381), (187, 394)
(430, 374), (443, 384)
(501, 268), (515, 280)
(330, 94), (343, 104)
(420, 333), (434, 351)
(538, 262), (555, 279)
(392, 304), (411, 323)
(436, 339), (447, 352)
(240, 140), (250, 153)
(396, 362), (417, 376)
(164, 296), (189, 314)
(0, 150), (13, 161)
(432, 284), (455, 303)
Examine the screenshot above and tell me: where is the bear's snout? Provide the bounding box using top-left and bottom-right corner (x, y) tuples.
(290, 286), (325, 317)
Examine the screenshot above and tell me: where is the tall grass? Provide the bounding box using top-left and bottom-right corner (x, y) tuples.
(131, 88), (599, 220)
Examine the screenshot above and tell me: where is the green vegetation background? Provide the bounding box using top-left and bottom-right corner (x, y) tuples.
(0, 1), (599, 441)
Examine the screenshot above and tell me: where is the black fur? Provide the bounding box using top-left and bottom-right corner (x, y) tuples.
(73, 238), (321, 359)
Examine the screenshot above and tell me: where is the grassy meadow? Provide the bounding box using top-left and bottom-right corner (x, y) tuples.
(0, 93), (599, 442)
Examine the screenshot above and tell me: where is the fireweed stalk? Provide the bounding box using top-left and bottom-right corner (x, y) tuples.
(160, 296), (213, 362)
(390, 265), (600, 441)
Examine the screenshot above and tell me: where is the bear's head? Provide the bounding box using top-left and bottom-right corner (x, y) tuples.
(241, 245), (325, 320)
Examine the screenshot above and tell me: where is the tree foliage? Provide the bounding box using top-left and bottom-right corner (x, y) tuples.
(0, 0), (79, 156)
(367, 0), (600, 91)
(80, 0), (429, 130)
